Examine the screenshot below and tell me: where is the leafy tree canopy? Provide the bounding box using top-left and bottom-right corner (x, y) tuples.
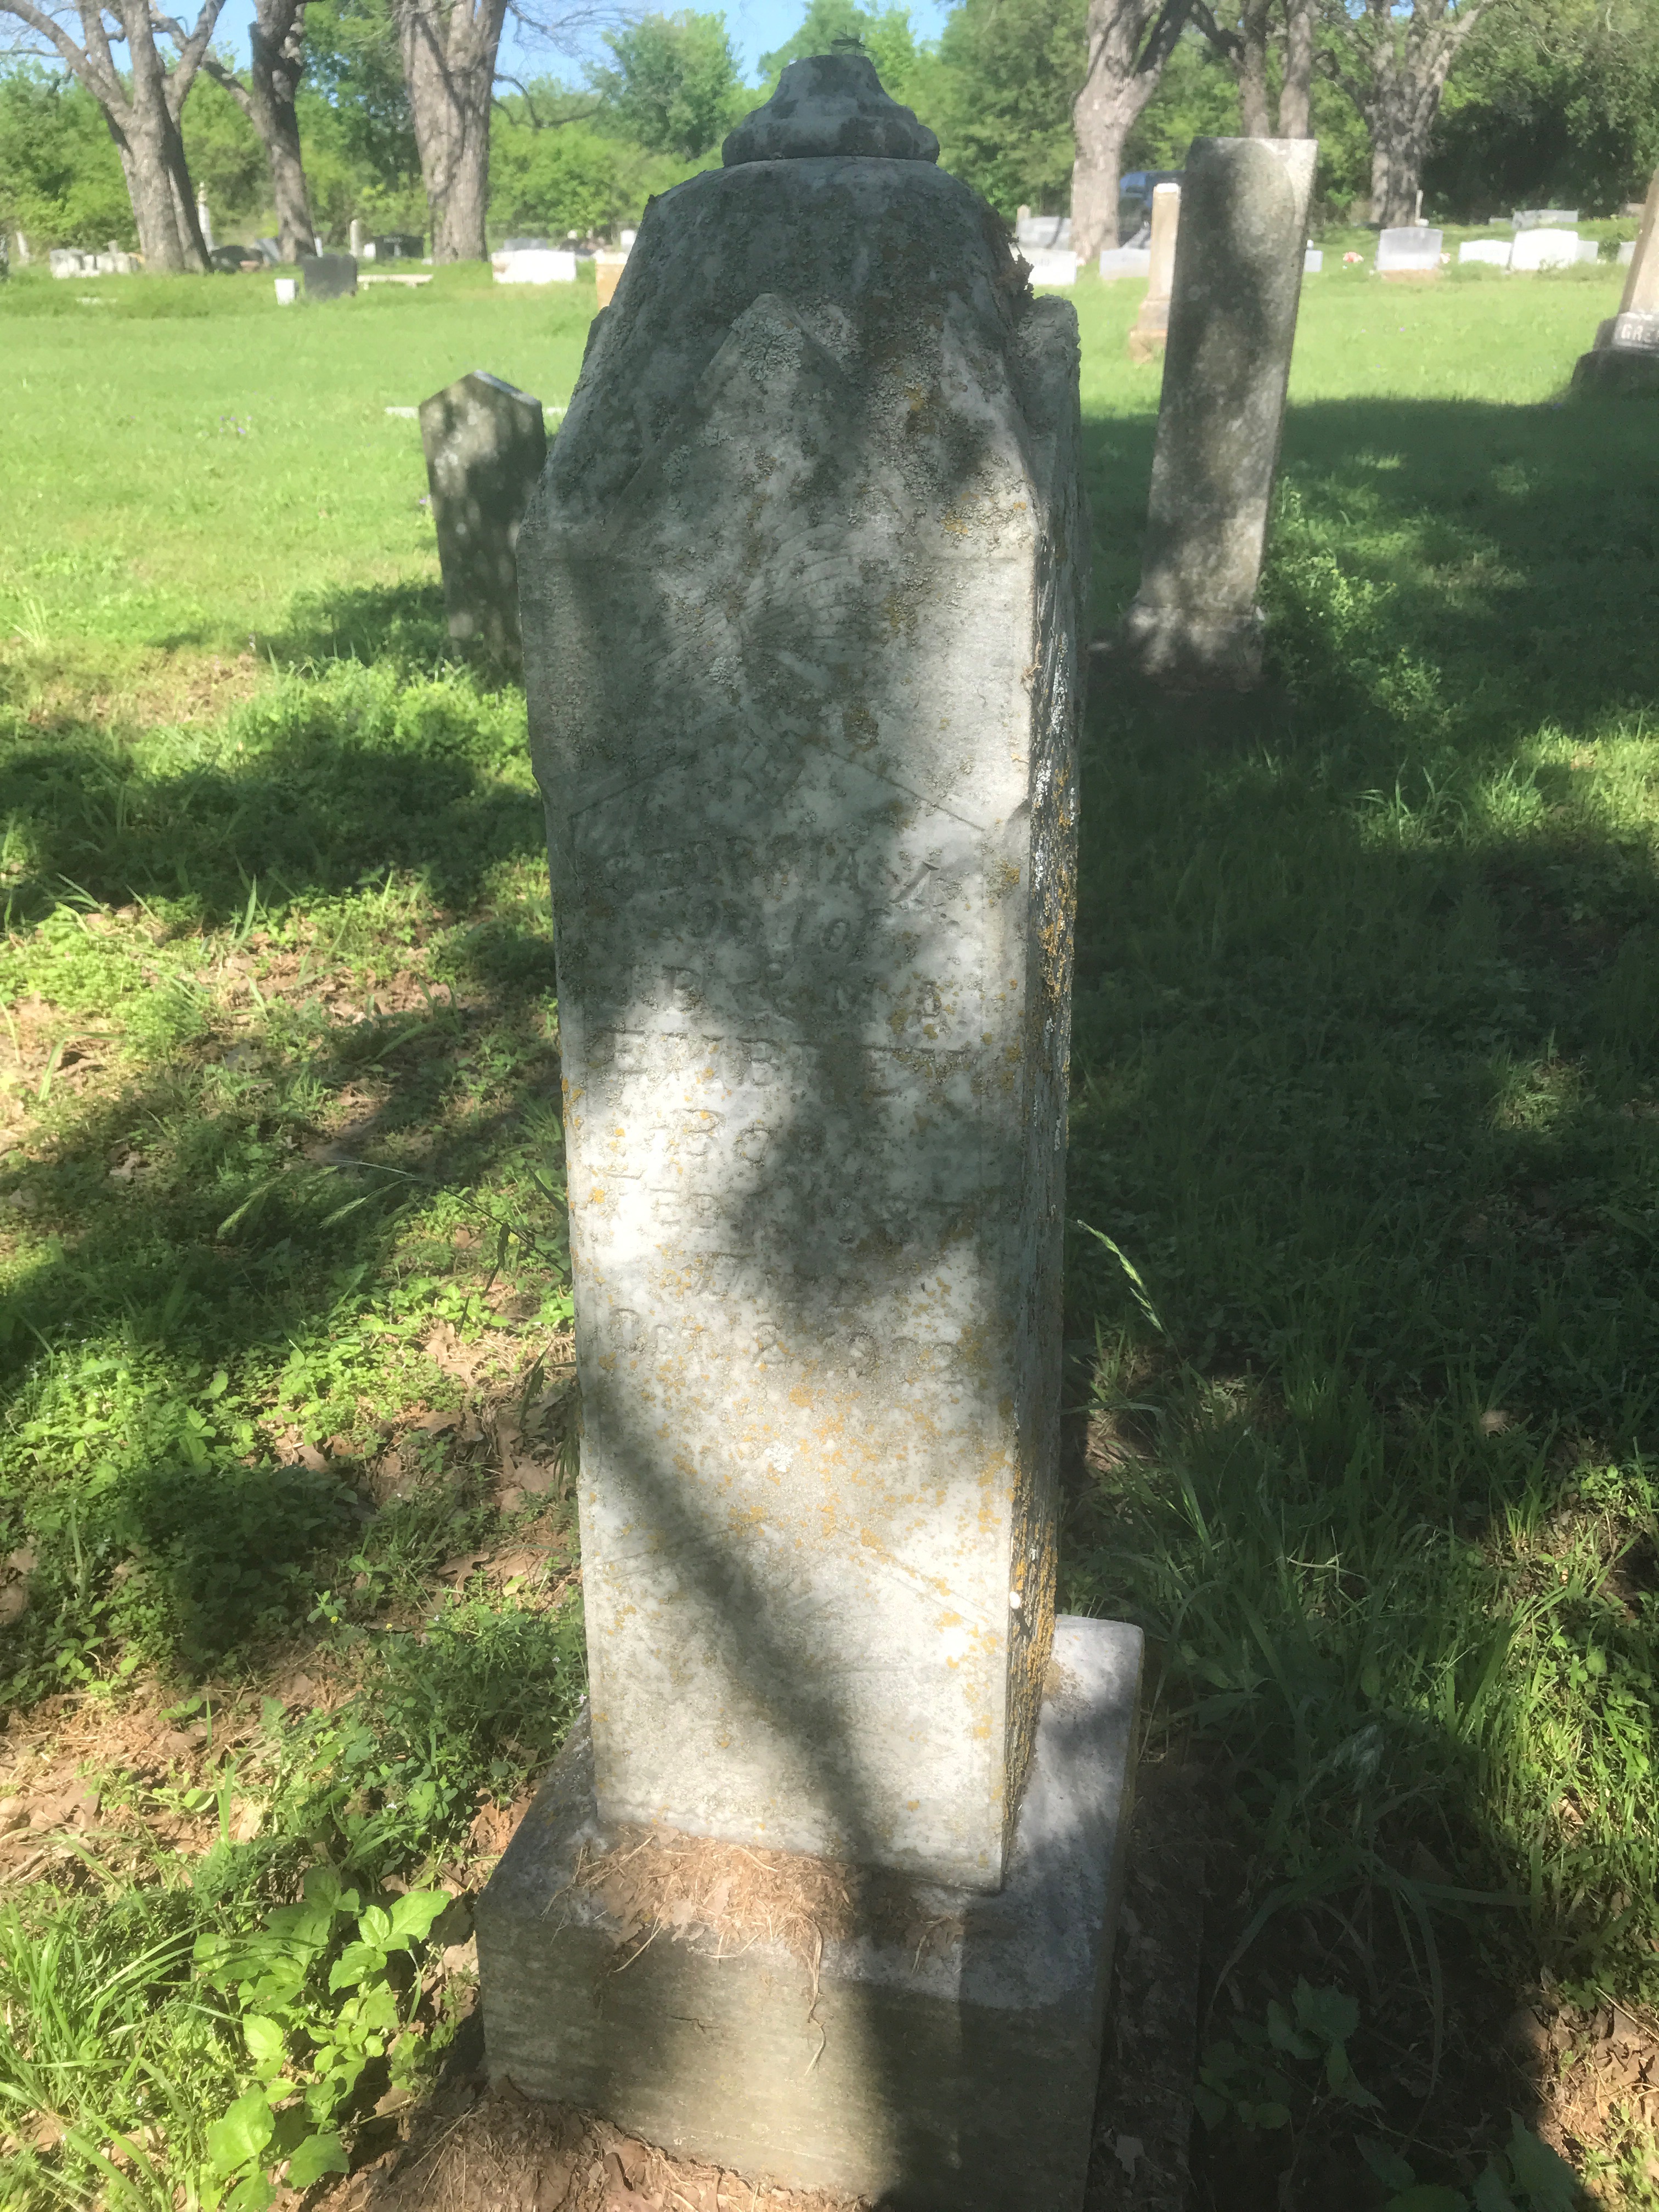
(0, 65), (133, 249)
(590, 10), (745, 162)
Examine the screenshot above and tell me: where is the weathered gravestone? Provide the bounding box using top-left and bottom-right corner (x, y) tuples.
(419, 371), (548, 660)
(299, 251), (356, 300)
(1376, 225), (1442, 278)
(478, 49), (1141, 2210)
(1575, 166), (1659, 396)
(1128, 181), (1181, 361)
(1116, 135), (1316, 689)
(1459, 239), (1511, 267)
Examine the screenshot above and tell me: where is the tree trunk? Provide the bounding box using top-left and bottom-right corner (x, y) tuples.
(396, 0), (507, 263)
(250, 0), (317, 261)
(1071, 0), (1192, 259)
(1338, 0), (1490, 233)
(1278, 0), (1314, 136)
(6, 0), (224, 270)
(1233, 0), (1273, 137)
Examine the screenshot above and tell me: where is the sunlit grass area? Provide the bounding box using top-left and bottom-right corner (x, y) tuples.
(2, 252), (1655, 2207)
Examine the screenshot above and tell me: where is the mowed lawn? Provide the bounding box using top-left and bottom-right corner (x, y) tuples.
(3, 249), (1658, 2210)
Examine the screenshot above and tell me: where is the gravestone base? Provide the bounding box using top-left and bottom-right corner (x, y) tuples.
(478, 1617), (1142, 2212)
(1572, 346), (1659, 397)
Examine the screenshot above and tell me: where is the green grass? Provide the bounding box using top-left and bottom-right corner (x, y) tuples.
(1, 251), (1655, 2207)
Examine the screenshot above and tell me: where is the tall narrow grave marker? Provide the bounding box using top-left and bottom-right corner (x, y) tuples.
(481, 52), (1139, 2208)
(1128, 180), (1181, 361)
(1118, 134), (1316, 689)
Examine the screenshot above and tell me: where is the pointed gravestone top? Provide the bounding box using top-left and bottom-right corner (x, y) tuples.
(721, 52), (939, 166)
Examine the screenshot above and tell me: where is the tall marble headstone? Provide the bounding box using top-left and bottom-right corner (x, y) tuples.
(490, 61), (1138, 2204)
(419, 371), (548, 661)
(521, 49), (1082, 1894)
(1119, 134), (1316, 689)
(1574, 166), (1659, 395)
(1128, 180), (1181, 360)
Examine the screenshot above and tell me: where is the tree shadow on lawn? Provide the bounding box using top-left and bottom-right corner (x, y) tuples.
(0, 694), (545, 927)
(1067, 389), (1659, 2199)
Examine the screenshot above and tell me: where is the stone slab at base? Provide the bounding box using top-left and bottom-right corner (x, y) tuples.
(1573, 347), (1659, 397)
(478, 1617), (1142, 2210)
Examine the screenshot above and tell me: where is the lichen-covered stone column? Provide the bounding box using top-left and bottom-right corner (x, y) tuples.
(519, 53), (1087, 1893)
(1119, 134), (1316, 688)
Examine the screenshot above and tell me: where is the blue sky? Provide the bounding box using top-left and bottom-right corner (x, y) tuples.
(208, 0), (952, 86)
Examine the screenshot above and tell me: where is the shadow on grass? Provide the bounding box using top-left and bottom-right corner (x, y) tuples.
(1068, 389), (1659, 2199)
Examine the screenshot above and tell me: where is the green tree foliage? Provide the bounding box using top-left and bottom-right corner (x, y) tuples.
(0, 65), (134, 250)
(930, 0), (1084, 216)
(301, 0), (418, 205)
(1427, 0), (1659, 215)
(1120, 30), (1237, 171)
(590, 10), (744, 162)
(758, 0), (933, 108)
(182, 61), (269, 228)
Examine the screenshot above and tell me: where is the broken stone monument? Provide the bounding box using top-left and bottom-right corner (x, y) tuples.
(1128, 180), (1181, 362)
(1574, 167), (1659, 396)
(480, 49), (1141, 2211)
(1116, 134), (1316, 689)
(419, 371), (548, 661)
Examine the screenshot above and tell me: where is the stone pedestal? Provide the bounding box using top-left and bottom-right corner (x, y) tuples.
(1575, 166), (1659, 396)
(1116, 135), (1315, 690)
(1128, 183), (1181, 363)
(518, 53), (1087, 1898)
(479, 1616), (1142, 2210)
(419, 371), (548, 662)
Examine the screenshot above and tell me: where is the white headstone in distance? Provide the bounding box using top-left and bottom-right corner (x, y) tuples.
(1304, 245), (1323, 273)
(1514, 208), (1578, 230)
(1620, 239), (1637, 266)
(1575, 239), (1601, 263)
(1098, 245), (1152, 279)
(1375, 226), (1442, 275)
(492, 247), (578, 284)
(1459, 240), (1510, 267)
(1015, 213), (1070, 250)
(1024, 247), (1078, 284)
(1510, 228), (1579, 272)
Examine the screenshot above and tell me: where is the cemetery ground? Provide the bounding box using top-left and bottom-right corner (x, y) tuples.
(0, 245), (1655, 2211)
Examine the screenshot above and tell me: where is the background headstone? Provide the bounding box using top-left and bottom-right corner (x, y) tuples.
(1016, 212), (1071, 250)
(1128, 181), (1181, 361)
(492, 247), (577, 284)
(299, 252), (357, 300)
(349, 218), (363, 257)
(1459, 239), (1511, 266)
(1024, 246), (1079, 283)
(1118, 134), (1317, 687)
(1376, 225), (1442, 276)
(1620, 238), (1637, 266)
(1510, 227), (1579, 271)
(1304, 245), (1323, 272)
(1099, 245), (1152, 279)
(594, 250), (628, 307)
(1575, 239), (1601, 263)
(419, 370), (547, 661)
(1514, 207), (1578, 228)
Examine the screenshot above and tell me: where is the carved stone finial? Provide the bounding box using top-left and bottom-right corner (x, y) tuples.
(721, 52), (940, 167)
